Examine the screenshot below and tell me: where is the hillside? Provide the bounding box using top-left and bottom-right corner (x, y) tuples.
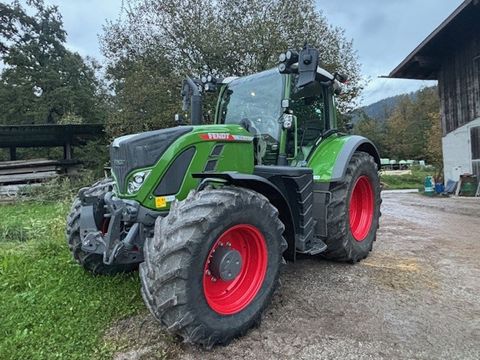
(350, 89), (429, 123)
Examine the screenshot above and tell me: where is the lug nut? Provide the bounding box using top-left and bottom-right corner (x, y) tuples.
(211, 276), (217, 282)
(206, 269), (211, 276)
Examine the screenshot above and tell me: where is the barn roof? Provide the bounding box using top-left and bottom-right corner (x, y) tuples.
(389, 0), (480, 80)
(0, 124), (104, 148)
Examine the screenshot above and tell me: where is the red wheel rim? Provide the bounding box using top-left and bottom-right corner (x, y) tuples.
(349, 175), (374, 242)
(203, 224), (268, 315)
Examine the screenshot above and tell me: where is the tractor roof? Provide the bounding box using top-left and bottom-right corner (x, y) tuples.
(221, 66), (335, 85)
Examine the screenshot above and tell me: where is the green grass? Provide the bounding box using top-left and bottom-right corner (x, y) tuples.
(381, 168), (434, 190)
(0, 201), (145, 360)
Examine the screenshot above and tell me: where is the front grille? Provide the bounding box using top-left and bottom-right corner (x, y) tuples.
(110, 126), (193, 193)
(111, 145), (130, 192)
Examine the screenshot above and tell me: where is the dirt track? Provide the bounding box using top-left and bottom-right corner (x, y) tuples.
(110, 191), (480, 360)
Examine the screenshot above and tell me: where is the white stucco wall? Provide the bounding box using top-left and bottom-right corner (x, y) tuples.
(442, 117), (480, 181)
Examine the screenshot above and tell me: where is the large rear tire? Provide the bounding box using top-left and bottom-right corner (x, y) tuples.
(140, 186), (286, 347)
(65, 178), (138, 275)
(322, 151), (381, 262)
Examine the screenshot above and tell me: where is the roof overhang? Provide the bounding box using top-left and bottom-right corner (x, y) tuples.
(389, 0), (480, 80)
(0, 124), (104, 148)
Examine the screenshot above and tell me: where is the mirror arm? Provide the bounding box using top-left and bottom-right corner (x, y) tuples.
(183, 76), (202, 125)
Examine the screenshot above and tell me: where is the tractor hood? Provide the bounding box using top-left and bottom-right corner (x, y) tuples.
(110, 126), (193, 192)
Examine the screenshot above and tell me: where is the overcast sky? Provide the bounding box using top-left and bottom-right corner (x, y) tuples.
(44, 0), (464, 106)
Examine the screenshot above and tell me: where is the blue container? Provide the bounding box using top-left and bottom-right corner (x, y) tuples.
(435, 183), (444, 194)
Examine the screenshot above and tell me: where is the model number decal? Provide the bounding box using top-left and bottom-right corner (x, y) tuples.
(199, 133), (253, 142)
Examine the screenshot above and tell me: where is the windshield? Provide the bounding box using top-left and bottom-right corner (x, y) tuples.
(219, 69), (283, 141)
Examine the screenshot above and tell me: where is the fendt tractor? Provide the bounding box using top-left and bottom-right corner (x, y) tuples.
(66, 45), (381, 347)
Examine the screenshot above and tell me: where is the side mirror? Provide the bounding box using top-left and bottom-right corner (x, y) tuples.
(297, 45), (319, 89)
(334, 72), (348, 83)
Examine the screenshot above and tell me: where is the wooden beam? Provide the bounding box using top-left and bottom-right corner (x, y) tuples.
(64, 142), (72, 160)
(0, 165), (58, 176)
(413, 55), (441, 69)
(0, 171), (58, 184)
(9, 147), (16, 161)
(0, 158), (79, 170)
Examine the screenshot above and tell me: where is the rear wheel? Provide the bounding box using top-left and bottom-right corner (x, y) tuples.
(140, 186), (286, 347)
(323, 151), (381, 262)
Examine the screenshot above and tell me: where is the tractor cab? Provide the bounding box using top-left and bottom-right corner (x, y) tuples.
(215, 67), (338, 166)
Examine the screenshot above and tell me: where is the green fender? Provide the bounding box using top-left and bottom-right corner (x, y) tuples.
(307, 134), (380, 183)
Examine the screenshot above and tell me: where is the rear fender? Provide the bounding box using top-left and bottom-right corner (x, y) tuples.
(307, 135), (380, 183)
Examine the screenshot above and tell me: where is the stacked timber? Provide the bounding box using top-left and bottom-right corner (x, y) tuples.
(0, 158), (80, 198)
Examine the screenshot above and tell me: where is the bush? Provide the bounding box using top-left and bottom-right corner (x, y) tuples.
(19, 171), (99, 203)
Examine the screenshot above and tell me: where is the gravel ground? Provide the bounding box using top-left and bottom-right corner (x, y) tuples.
(109, 192), (480, 360)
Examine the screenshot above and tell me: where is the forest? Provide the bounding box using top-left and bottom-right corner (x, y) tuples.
(352, 86), (442, 167)
(0, 0), (442, 168)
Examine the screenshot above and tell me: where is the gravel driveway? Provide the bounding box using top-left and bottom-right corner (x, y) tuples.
(110, 191), (480, 360)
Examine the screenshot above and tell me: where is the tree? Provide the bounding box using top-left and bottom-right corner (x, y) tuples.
(0, 0), (105, 124)
(100, 0), (363, 135)
(105, 54), (179, 137)
(355, 111), (386, 155)
(354, 86), (442, 163)
(383, 95), (415, 160)
(424, 112), (443, 168)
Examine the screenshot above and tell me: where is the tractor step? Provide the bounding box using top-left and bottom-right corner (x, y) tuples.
(300, 238), (328, 255)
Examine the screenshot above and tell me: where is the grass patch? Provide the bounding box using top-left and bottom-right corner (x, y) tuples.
(0, 202), (66, 243)
(0, 201), (145, 360)
(381, 168), (435, 190)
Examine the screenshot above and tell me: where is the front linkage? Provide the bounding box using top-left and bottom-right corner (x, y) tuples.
(67, 179), (161, 274)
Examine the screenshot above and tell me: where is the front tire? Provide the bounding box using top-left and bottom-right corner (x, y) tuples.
(140, 186), (286, 347)
(323, 151), (381, 262)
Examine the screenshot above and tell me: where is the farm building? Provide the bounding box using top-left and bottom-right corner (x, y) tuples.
(389, 0), (480, 183)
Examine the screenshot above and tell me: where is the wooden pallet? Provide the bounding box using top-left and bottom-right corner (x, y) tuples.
(0, 159), (81, 198)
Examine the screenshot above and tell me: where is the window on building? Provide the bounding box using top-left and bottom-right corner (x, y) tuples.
(475, 55), (480, 117)
(472, 126), (480, 160)
(471, 126), (480, 180)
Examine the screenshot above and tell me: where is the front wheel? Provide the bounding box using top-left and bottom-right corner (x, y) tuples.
(140, 186), (287, 347)
(323, 151), (382, 262)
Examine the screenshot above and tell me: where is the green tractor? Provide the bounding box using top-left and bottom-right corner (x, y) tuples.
(66, 45), (381, 347)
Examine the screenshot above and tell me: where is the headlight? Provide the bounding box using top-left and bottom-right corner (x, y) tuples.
(127, 170), (151, 194)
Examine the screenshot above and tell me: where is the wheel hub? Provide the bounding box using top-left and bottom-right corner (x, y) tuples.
(209, 246), (242, 281)
(203, 224), (268, 315)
